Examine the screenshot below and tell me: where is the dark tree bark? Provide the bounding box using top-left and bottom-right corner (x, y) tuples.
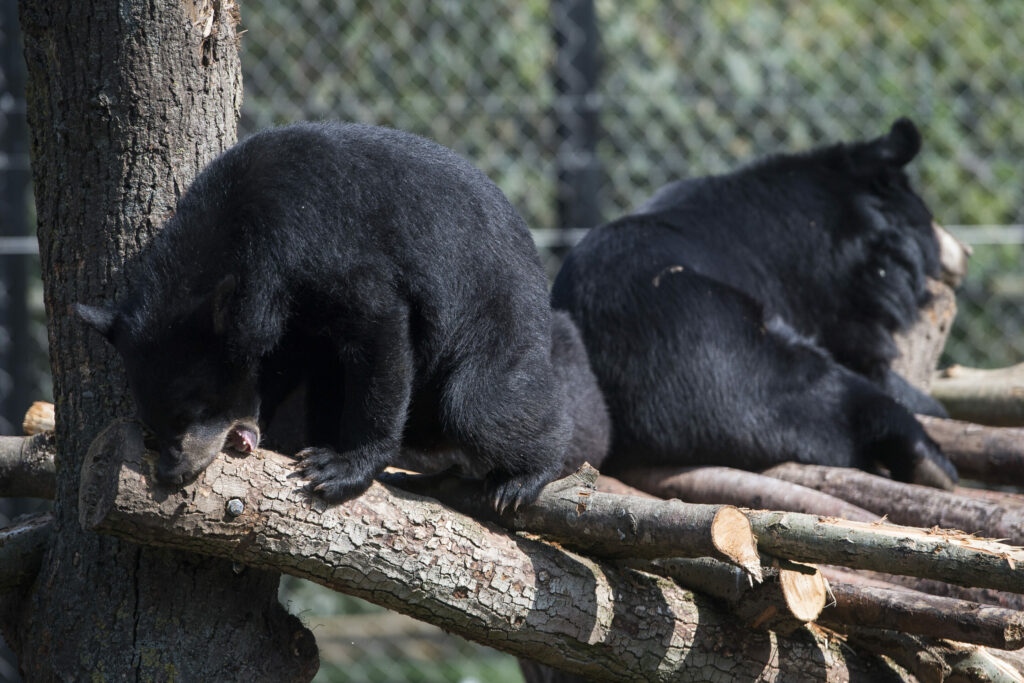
(9, 1), (317, 678)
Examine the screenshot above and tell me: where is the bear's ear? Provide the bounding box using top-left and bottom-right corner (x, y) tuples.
(853, 118), (921, 172)
(74, 303), (117, 341)
(211, 274), (237, 336)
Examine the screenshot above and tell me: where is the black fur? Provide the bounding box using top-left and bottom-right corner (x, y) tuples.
(78, 121), (605, 512)
(551, 119), (957, 488)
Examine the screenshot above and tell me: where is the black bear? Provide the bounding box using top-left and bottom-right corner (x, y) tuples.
(551, 119), (957, 488)
(77, 121), (607, 512)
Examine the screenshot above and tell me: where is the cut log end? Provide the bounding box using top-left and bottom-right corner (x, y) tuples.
(23, 401), (55, 435)
(711, 506), (763, 583)
(780, 565), (828, 623)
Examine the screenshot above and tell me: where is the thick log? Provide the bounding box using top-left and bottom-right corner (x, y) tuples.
(615, 466), (878, 522)
(745, 510), (1024, 595)
(78, 421), (896, 681)
(919, 415), (1024, 485)
(892, 278), (957, 391)
(932, 363), (1024, 427)
(22, 400), (54, 435)
(0, 513), (52, 592)
(762, 462), (1024, 546)
(0, 432), (56, 499)
(821, 578), (1024, 650)
(386, 466), (762, 581)
(630, 556), (826, 634)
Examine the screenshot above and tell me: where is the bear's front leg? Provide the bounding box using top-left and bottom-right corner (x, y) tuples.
(296, 307), (413, 503)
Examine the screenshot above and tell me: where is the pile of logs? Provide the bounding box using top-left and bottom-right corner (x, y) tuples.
(6, 390), (1024, 681)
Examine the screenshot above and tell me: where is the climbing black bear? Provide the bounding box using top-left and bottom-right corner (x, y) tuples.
(551, 119), (957, 488)
(77, 121), (607, 512)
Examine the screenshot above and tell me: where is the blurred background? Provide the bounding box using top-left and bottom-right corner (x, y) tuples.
(1, 1), (1021, 680)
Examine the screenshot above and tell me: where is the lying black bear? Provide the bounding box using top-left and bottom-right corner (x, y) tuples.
(552, 119), (957, 488)
(78, 121), (607, 512)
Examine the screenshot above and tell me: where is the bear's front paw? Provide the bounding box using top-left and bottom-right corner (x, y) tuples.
(485, 469), (557, 516)
(294, 447), (376, 504)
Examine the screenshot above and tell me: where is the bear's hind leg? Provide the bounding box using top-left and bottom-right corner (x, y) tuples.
(441, 355), (571, 514)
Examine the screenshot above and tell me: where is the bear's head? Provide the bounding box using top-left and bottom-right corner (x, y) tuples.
(76, 274), (261, 487)
(843, 118), (942, 270)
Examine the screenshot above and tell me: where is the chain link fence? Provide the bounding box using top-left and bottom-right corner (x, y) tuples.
(2, 0), (1024, 680)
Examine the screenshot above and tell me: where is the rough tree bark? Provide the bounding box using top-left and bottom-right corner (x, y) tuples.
(9, 2), (317, 678)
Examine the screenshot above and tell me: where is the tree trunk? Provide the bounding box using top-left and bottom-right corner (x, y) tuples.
(10, 1), (317, 678)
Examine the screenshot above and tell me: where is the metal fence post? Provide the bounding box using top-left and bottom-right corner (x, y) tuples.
(552, 0), (602, 236)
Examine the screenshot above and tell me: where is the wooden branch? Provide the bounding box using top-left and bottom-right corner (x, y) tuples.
(762, 462), (1024, 546)
(821, 578), (1024, 650)
(0, 513), (52, 592)
(77, 421), (893, 681)
(918, 415), (1024, 485)
(823, 565), (1024, 613)
(0, 433), (57, 499)
(892, 278), (957, 391)
(22, 401), (55, 435)
(745, 510), (1024, 594)
(615, 466), (878, 522)
(627, 556), (826, 634)
(932, 363), (1024, 427)
(385, 466), (762, 581)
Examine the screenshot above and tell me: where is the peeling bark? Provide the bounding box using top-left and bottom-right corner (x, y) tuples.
(78, 421), (902, 682)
